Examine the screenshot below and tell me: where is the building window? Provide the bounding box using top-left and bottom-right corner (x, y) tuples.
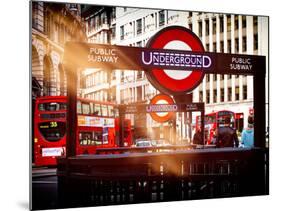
(254, 34), (258, 50)
(205, 19), (209, 36)
(235, 86), (239, 101)
(137, 86), (142, 102)
(199, 91), (203, 102)
(235, 38), (239, 53)
(111, 25), (116, 40)
(242, 36), (247, 52)
(213, 74), (217, 81)
(243, 85), (247, 100)
(227, 40), (231, 53)
(189, 23), (193, 31)
(220, 41), (224, 52)
(206, 43), (210, 51)
(227, 15), (231, 32)
(206, 90), (210, 104)
(228, 74), (231, 80)
(253, 16), (258, 27)
(136, 19), (142, 35)
(228, 87), (232, 101)
(120, 25), (124, 40)
(198, 21), (202, 37)
(121, 71), (125, 82)
(59, 24), (65, 45)
(212, 18), (216, 34)
(32, 2), (40, 31)
(159, 10), (165, 26)
(213, 89), (217, 103)
(235, 15), (239, 30)
(242, 16), (246, 28)
(219, 16), (224, 32)
(220, 88), (224, 102)
(120, 90), (125, 103)
(213, 42), (217, 52)
(137, 71), (142, 79)
(111, 71), (116, 80)
(206, 74), (210, 82)
(101, 12), (107, 24)
(44, 11), (51, 37)
(111, 8), (116, 20)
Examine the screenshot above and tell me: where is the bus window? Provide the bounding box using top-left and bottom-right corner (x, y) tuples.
(38, 102), (67, 111)
(114, 107), (119, 117)
(205, 114), (216, 124)
(93, 104), (101, 116)
(38, 121), (66, 142)
(108, 105), (115, 117)
(79, 131), (103, 145)
(102, 127), (109, 144)
(101, 105), (108, 116)
(77, 101), (82, 114)
(79, 131), (95, 146)
(197, 114), (215, 125)
(82, 103), (90, 115)
(93, 131), (103, 145)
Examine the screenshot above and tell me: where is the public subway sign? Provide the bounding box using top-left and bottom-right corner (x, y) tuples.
(64, 42), (264, 74)
(64, 26), (265, 95)
(120, 102), (204, 115)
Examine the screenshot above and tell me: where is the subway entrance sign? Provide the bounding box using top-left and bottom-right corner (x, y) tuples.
(63, 25), (266, 157)
(148, 94), (175, 123)
(144, 26), (206, 95)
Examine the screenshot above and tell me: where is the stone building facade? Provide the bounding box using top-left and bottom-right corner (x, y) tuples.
(31, 2), (86, 97)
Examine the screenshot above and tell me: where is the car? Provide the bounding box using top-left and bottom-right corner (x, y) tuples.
(155, 139), (171, 147)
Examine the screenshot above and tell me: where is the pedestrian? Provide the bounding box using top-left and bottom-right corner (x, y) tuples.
(241, 115), (254, 148)
(193, 127), (203, 145)
(216, 117), (239, 148)
(210, 129), (217, 145)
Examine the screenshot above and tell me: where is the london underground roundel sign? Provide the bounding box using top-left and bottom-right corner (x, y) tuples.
(149, 94), (175, 123)
(145, 26), (205, 95)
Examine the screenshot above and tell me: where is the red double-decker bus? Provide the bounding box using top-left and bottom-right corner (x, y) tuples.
(195, 110), (236, 145)
(33, 96), (132, 166)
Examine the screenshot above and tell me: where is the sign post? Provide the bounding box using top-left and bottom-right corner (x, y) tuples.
(65, 65), (77, 158)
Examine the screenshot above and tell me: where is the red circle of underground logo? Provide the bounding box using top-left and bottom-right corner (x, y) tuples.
(149, 94), (175, 123)
(145, 26), (205, 95)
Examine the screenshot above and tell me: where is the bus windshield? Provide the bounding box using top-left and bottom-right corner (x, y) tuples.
(205, 114), (216, 125)
(38, 121), (66, 142)
(197, 114), (216, 126)
(217, 111), (235, 127)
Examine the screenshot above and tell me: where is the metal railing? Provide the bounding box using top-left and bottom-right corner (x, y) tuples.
(57, 147), (268, 207)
